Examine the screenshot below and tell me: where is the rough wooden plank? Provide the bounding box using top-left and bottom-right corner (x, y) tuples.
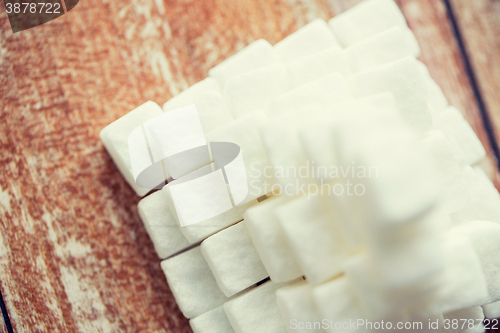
(1, 0), (499, 332)
(396, 0), (500, 188)
(0, 0), (335, 332)
(448, 0), (500, 161)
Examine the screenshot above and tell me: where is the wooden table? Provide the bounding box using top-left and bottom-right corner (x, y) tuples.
(1, 0), (499, 332)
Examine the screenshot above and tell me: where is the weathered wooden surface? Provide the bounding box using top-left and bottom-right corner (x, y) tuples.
(449, 0), (500, 156)
(0, 0), (499, 332)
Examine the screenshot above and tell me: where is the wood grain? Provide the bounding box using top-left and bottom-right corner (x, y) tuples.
(1, 0), (499, 332)
(449, 0), (500, 159)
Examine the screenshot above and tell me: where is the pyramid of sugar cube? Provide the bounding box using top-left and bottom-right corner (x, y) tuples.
(100, 0), (500, 331)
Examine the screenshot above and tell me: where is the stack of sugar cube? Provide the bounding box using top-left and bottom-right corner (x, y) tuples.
(100, 0), (500, 331)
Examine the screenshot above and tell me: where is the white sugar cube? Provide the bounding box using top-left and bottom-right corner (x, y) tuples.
(163, 77), (221, 111)
(261, 104), (324, 193)
(346, 27), (413, 73)
(483, 301), (500, 319)
(444, 306), (484, 333)
(223, 64), (289, 118)
(138, 190), (190, 259)
(416, 61), (449, 113)
(201, 222), (268, 297)
(343, 128), (439, 226)
(100, 101), (166, 196)
(274, 19), (341, 63)
(348, 57), (432, 131)
(224, 280), (292, 333)
(276, 281), (324, 333)
(328, 0), (414, 52)
(420, 130), (463, 184)
(312, 277), (367, 333)
(443, 166), (500, 224)
(428, 234), (489, 314)
(276, 195), (348, 284)
(161, 247), (229, 318)
(163, 90), (234, 134)
(434, 106), (486, 166)
(206, 110), (275, 204)
(209, 39), (281, 88)
(244, 196), (303, 283)
(450, 221), (500, 303)
(286, 47), (351, 88)
(190, 306), (235, 333)
(266, 73), (353, 117)
(162, 184), (258, 243)
(367, 207), (447, 289)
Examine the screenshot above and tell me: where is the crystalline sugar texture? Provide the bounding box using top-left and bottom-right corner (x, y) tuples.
(201, 222), (269, 297)
(266, 73), (353, 117)
(433, 106), (486, 166)
(346, 27), (413, 73)
(224, 281), (290, 333)
(328, 0), (420, 56)
(138, 190), (190, 259)
(209, 39), (281, 88)
(100, 101), (165, 196)
(348, 57), (432, 131)
(163, 90), (234, 134)
(286, 47), (351, 88)
(161, 247), (229, 318)
(190, 306), (235, 333)
(276, 195), (348, 284)
(450, 221), (500, 302)
(206, 110), (275, 204)
(244, 196), (303, 283)
(274, 19), (341, 63)
(276, 281), (324, 333)
(312, 277), (367, 333)
(223, 63), (289, 118)
(163, 77), (221, 111)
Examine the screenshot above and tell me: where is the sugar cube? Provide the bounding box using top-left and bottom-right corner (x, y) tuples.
(483, 301), (500, 319)
(100, 101), (166, 196)
(163, 77), (221, 111)
(276, 281), (324, 333)
(190, 306), (235, 333)
(346, 27), (413, 73)
(163, 90), (234, 135)
(206, 110), (275, 204)
(162, 183), (258, 243)
(161, 247), (229, 318)
(428, 234), (489, 314)
(138, 190), (190, 259)
(276, 195), (348, 284)
(260, 104), (324, 193)
(312, 277), (367, 333)
(266, 73), (353, 118)
(348, 57), (432, 131)
(274, 19), (341, 63)
(223, 64), (289, 118)
(450, 221), (500, 303)
(328, 0), (410, 48)
(244, 196), (303, 283)
(433, 106), (486, 166)
(224, 280), (292, 333)
(286, 47), (351, 88)
(209, 39), (281, 88)
(201, 222), (269, 297)
(416, 60), (449, 113)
